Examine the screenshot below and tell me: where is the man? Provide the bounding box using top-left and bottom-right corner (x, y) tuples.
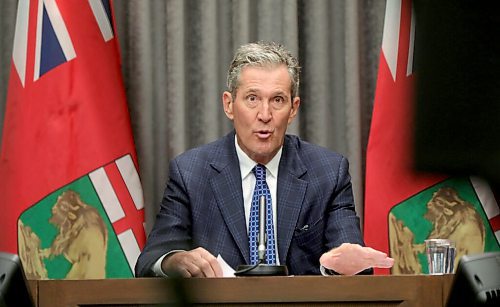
(135, 42), (393, 277)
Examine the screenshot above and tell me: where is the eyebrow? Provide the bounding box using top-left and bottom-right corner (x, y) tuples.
(273, 90), (288, 97)
(243, 88), (289, 97)
(244, 88), (259, 94)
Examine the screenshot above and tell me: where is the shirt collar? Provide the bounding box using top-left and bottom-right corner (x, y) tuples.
(234, 135), (282, 180)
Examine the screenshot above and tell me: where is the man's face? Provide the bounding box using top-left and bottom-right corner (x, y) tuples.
(223, 65), (300, 164)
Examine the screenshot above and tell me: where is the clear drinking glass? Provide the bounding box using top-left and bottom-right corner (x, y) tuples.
(425, 239), (456, 275)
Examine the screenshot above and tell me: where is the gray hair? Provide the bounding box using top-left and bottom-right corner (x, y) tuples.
(226, 41), (301, 98)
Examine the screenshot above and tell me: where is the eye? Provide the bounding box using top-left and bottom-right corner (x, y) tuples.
(245, 94), (259, 107)
(271, 96), (286, 109)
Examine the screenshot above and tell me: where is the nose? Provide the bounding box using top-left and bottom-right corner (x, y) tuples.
(257, 100), (272, 122)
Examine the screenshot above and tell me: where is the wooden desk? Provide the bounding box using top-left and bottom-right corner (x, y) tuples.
(29, 275), (454, 306)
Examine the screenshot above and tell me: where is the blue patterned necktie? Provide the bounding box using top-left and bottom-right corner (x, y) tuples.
(249, 164), (277, 265)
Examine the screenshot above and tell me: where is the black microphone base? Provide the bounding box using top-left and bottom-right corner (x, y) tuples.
(235, 264), (288, 276)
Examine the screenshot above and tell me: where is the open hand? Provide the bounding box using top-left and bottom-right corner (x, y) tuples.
(319, 243), (394, 275)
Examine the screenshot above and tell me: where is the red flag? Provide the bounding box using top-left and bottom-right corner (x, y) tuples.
(364, 0), (499, 275)
(0, 0), (145, 278)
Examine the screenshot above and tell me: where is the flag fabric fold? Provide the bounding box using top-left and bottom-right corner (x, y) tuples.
(0, 0), (145, 279)
(364, 0), (500, 275)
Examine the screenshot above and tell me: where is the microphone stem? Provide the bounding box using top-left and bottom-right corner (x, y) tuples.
(258, 195), (266, 262)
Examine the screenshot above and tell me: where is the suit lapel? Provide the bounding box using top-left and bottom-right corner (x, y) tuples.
(209, 133), (250, 264)
(276, 137), (308, 264)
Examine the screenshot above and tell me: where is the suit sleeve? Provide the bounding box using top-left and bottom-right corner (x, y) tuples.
(135, 158), (193, 277)
(324, 156), (373, 275)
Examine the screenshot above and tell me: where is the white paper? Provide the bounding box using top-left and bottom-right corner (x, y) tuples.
(217, 254), (235, 277)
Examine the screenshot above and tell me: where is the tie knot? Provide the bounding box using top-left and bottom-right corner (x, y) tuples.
(253, 164), (266, 181)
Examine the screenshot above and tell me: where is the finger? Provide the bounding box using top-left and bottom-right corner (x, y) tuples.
(373, 257), (395, 268)
(177, 267), (193, 278)
(209, 257), (223, 277)
(194, 248), (219, 277)
(178, 250), (207, 277)
(362, 246), (384, 255)
(184, 260), (203, 277)
(198, 248), (223, 276)
(198, 258), (216, 277)
(168, 256), (196, 277)
(196, 251), (222, 277)
(163, 252), (191, 277)
(202, 252), (223, 277)
(363, 247), (391, 261)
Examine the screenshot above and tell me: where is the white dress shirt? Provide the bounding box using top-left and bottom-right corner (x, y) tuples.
(234, 136), (281, 264)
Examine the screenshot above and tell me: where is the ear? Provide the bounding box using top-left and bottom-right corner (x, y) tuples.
(288, 96), (300, 124)
(222, 91), (234, 120)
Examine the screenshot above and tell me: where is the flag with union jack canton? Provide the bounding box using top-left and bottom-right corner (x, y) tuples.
(0, 0), (145, 279)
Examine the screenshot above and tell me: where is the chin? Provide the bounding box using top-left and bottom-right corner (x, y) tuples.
(254, 142), (274, 153)
(253, 149), (278, 163)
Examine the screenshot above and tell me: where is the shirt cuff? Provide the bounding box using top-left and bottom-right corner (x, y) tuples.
(320, 265), (340, 276)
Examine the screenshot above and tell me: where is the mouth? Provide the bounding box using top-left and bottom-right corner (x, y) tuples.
(255, 129), (273, 139)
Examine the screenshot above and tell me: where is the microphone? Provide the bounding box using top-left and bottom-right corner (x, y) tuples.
(234, 195), (288, 276)
(257, 195), (266, 262)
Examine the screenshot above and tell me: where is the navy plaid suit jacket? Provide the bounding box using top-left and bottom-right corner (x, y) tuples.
(135, 131), (366, 276)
